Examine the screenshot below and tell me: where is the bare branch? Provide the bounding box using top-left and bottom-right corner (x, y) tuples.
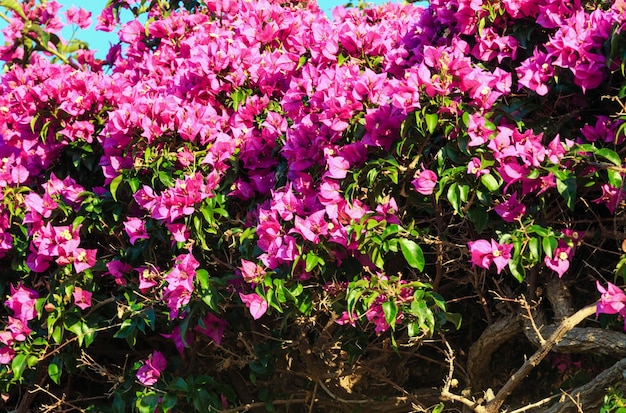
(484, 304), (597, 413)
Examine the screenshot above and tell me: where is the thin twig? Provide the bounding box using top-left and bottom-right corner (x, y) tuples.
(32, 385), (86, 413)
(559, 389), (584, 413)
(308, 381), (318, 413)
(218, 398), (311, 413)
(508, 393), (561, 413)
(440, 336), (488, 413)
(358, 363), (426, 409)
(316, 380), (370, 404)
(518, 295), (545, 346)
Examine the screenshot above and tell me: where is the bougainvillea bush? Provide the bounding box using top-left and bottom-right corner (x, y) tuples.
(1, 0), (626, 411)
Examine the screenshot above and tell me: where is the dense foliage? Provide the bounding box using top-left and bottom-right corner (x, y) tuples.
(0, 0), (626, 411)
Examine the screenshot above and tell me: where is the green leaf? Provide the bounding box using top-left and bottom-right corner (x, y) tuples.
(556, 175), (577, 210)
(508, 257), (526, 282)
(52, 325), (63, 344)
(196, 269), (210, 290)
(161, 393), (177, 412)
(0, 0), (27, 20)
(112, 393), (125, 413)
(432, 402), (445, 413)
(296, 54), (307, 70)
(607, 168), (623, 188)
(528, 237), (540, 263)
(48, 357), (62, 385)
(480, 173), (500, 191)
(468, 206), (489, 233)
(424, 113), (438, 134)
(11, 353), (27, 381)
(136, 393), (160, 413)
(168, 377), (189, 392)
(596, 148), (622, 167)
(305, 252), (320, 272)
(447, 182), (461, 214)
(398, 239), (425, 271)
(411, 299), (434, 334)
(109, 174), (123, 201)
(346, 285), (366, 318)
(407, 322), (420, 337)
(542, 236), (558, 259)
(382, 300), (398, 330)
(444, 312), (462, 330)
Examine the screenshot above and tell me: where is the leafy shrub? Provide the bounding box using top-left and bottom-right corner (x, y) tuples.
(0, 0), (625, 411)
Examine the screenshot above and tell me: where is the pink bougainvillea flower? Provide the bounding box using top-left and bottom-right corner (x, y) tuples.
(412, 168), (438, 195)
(24, 192), (58, 219)
(596, 281), (626, 317)
(136, 351), (167, 387)
(517, 49), (554, 96)
(5, 284), (39, 322)
(324, 148), (350, 179)
(239, 293), (268, 320)
(0, 347), (15, 364)
(335, 311), (357, 327)
(163, 286), (192, 318)
(164, 252), (199, 292)
(544, 242), (572, 278)
(593, 184), (625, 214)
(72, 287), (92, 310)
(95, 6), (116, 32)
(161, 325), (193, 356)
(239, 259), (265, 283)
(176, 146), (195, 167)
(562, 229), (584, 249)
(494, 193), (526, 223)
(467, 157), (489, 177)
(137, 267), (160, 292)
(65, 6), (91, 29)
(7, 316), (32, 342)
(270, 186), (302, 221)
(104, 260), (131, 286)
(291, 210), (329, 244)
(166, 222), (190, 244)
(468, 239), (513, 274)
(119, 19), (145, 44)
(365, 304), (390, 334)
(124, 217), (150, 245)
(194, 312), (228, 346)
(71, 248), (97, 273)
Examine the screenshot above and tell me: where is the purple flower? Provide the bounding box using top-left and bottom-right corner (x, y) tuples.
(161, 325), (193, 356)
(494, 193), (526, 222)
(136, 351), (167, 387)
